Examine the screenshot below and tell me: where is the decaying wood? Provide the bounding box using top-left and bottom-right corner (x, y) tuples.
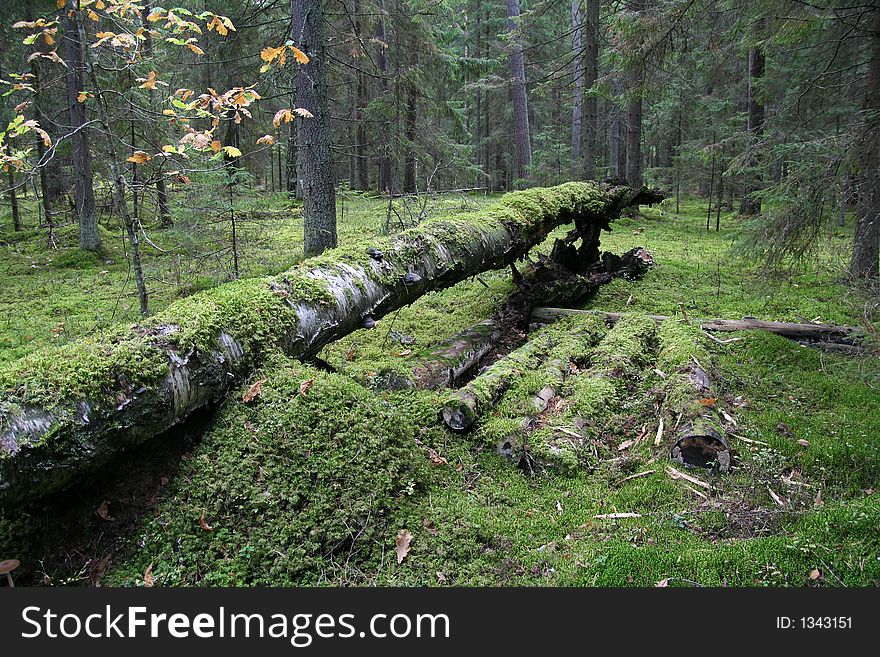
(0, 182), (661, 507)
(656, 321), (732, 472)
(531, 308), (864, 344)
(401, 245), (656, 391)
(441, 332), (555, 432)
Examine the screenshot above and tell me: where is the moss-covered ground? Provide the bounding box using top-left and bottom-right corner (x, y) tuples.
(1, 191), (878, 587)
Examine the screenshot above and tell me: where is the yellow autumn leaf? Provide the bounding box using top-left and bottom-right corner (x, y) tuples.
(256, 135), (275, 146)
(96, 0), (106, 8)
(293, 107), (314, 119)
(206, 16), (228, 36)
(162, 145), (176, 152)
(146, 11), (163, 22)
(260, 45), (284, 63)
(210, 140), (221, 153)
(126, 150), (151, 164)
(222, 146), (242, 158)
(139, 71), (158, 90)
(162, 109), (176, 116)
(272, 108), (293, 127)
(87, 9), (99, 21)
(77, 91), (89, 102)
(56, 0), (66, 8)
(289, 46), (309, 65)
(187, 43), (204, 55)
(44, 33), (55, 46)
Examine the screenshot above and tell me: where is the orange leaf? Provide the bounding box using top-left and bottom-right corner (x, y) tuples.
(255, 134), (275, 146)
(697, 397), (717, 407)
(126, 150), (151, 164)
(427, 448), (448, 465)
(298, 379), (314, 396)
(139, 70), (158, 90)
(289, 46), (309, 65)
(210, 140), (221, 153)
(273, 108), (293, 127)
(143, 562), (155, 587)
(187, 43), (204, 55)
(56, 0), (66, 8)
(199, 511), (214, 531)
(87, 9), (99, 21)
(95, 500), (114, 521)
(242, 378), (266, 403)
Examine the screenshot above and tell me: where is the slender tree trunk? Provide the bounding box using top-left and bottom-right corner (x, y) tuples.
(571, 0), (584, 170)
(294, 0), (337, 256)
(403, 82), (417, 193)
(507, 0), (532, 182)
(74, 12), (147, 316)
(6, 165), (21, 232)
(63, 11), (100, 252)
(849, 10), (880, 279)
(739, 46), (765, 215)
(610, 98), (620, 179)
(29, 59), (54, 230)
(376, 8), (392, 193)
(623, 0), (644, 186)
(583, 0), (599, 179)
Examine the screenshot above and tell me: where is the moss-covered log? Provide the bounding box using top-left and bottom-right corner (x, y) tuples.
(532, 308), (863, 344)
(0, 182), (658, 508)
(524, 314), (659, 469)
(655, 320), (731, 472)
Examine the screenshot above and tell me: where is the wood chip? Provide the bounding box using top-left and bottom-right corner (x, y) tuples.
(767, 486), (787, 507)
(666, 465), (713, 490)
(654, 416), (665, 447)
(618, 470), (655, 484)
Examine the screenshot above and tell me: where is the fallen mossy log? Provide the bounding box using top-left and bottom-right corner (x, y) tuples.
(655, 320), (731, 472)
(442, 312), (608, 433)
(531, 308), (864, 344)
(478, 314), (658, 472)
(0, 182), (658, 507)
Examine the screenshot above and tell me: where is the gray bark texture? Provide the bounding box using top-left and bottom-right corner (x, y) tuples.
(848, 10), (880, 279)
(507, 0), (532, 181)
(295, 0), (337, 256)
(63, 12), (100, 252)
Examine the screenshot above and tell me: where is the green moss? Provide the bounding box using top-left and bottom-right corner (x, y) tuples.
(49, 248), (105, 270)
(104, 359), (425, 586)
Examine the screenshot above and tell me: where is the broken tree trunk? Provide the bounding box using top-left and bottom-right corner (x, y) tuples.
(0, 182), (658, 507)
(486, 314), (658, 472)
(387, 246), (655, 391)
(655, 320), (731, 472)
(531, 308), (864, 345)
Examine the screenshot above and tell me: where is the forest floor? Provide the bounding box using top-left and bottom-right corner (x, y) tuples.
(1, 189), (879, 587)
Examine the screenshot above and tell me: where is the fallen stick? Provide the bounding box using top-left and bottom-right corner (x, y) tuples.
(531, 308), (864, 344)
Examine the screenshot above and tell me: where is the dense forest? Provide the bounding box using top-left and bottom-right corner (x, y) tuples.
(0, 0), (878, 588)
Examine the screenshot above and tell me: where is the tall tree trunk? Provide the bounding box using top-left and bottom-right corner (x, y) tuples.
(28, 49), (54, 230)
(583, 0), (600, 179)
(6, 163), (21, 232)
(286, 118), (298, 197)
(403, 82), (417, 193)
(623, 0), (644, 186)
(63, 12), (100, 252)
(507, 0), (532, 182)
(294, 0), (337, 256)
(849, 10), (880, 279)
(571, 0), (584, 171)
(739, 46), (765, 215)
(76, 13), (148, 316)
(376, 10), (392, 193)
(610, 79), (624, 179)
